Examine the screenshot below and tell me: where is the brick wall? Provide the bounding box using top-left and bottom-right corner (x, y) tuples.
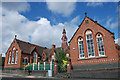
(4, 39), (22, 69)
(69, 17), (119, 67)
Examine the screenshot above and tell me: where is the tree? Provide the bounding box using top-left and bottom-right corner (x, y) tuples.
(55, 49), (67, 73)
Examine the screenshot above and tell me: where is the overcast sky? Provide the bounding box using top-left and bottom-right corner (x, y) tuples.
(1, 1), (119, 57)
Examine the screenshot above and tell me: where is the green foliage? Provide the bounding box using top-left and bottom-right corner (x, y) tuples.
(25, 64), (29, 70)
(55, 50), (67, 73)
(55, 50), (67, 63)
(39, 61), (43, 64)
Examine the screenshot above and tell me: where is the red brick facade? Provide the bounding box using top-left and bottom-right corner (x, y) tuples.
(4, 38), (46, 69)
(4, 39), (22, 69)
(69, 16), (119, 66)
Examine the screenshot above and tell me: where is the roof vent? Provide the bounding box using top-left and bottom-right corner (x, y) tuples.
(85, 20), (89, 24)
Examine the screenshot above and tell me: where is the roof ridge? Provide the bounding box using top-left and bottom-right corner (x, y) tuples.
(16, 39), (46, 49)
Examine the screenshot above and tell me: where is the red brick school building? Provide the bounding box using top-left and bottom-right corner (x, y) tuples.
(4, 13), (120, 78)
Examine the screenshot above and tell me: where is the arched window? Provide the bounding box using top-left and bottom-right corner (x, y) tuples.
(33, 52), (37, 63)
(86, 30), (95, 57)
(11, 47), (15, 64)
(8, 52), (11, 64)
(78, 37), (85, 58)
(15, 50), (18, 64)
(96, 33), (105, 56)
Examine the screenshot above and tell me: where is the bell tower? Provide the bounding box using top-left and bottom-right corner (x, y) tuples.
(61, 28), (68, 49)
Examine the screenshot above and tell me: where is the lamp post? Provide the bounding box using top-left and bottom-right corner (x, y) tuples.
(52, 55), (55, 62)
(66, 53), (69, 60)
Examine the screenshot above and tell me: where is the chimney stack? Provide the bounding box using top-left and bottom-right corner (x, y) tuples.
(52, 44), (56, 48)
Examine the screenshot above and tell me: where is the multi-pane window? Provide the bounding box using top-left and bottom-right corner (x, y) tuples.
(8, 52), (11, 64)
(78, 37), (85, 58)
(11, 47), (15, 64)
(86, 30), (95, 57)
(15, 50), (18, 64)
(96, 33), (105, 56)
(33, 52), (37, 63)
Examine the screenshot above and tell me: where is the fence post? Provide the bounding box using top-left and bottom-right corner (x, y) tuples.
(39, 64), (41, 70)
(54, 60), (58, 75)
(33, 63), (34, 70)
(38, 62), (40, 70)
(50, 61), (52, 70)
(67, 59), (71, 73)
(44, 62), (46, 70)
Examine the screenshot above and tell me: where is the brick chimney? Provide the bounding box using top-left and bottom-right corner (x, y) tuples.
(52, 45), (56, 48)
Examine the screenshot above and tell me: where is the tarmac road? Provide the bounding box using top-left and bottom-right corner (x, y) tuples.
(1, 77), (119, 80)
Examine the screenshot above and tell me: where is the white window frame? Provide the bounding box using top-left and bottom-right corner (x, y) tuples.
(33, 52), (37, 63)
(78, 37), (85, 59)
(15, 50), (18, 64)
(86, 30), (95, 58)
(11, 47), (15, 64)
(96, 33), (105, 56)
(8, 52), (11, 64)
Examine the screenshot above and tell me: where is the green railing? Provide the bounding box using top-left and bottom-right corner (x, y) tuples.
(28, 63), (54, 71)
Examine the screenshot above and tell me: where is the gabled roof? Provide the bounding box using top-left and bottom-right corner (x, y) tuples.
(16, 39), (46, 55)
(69, 16), (114, 43)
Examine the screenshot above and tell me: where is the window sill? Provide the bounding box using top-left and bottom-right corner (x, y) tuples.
(8, 63), (15, 65)
(11, 63), (14, 64)
(78, 56), (107, 60)
(10, 63), (17, 65)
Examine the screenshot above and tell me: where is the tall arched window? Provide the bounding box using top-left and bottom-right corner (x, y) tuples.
(33, 52), (37, 63)
(8, 52), (11, 64)
(96, 33), (105, 56)
(11, 47), (15, 64)
(15, 50), (18, 64)
(86, 30), (95, 57)
(78, 37), (85, 58)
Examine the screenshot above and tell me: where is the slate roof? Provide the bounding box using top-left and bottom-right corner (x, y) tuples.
(16, 39), (46, 56)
